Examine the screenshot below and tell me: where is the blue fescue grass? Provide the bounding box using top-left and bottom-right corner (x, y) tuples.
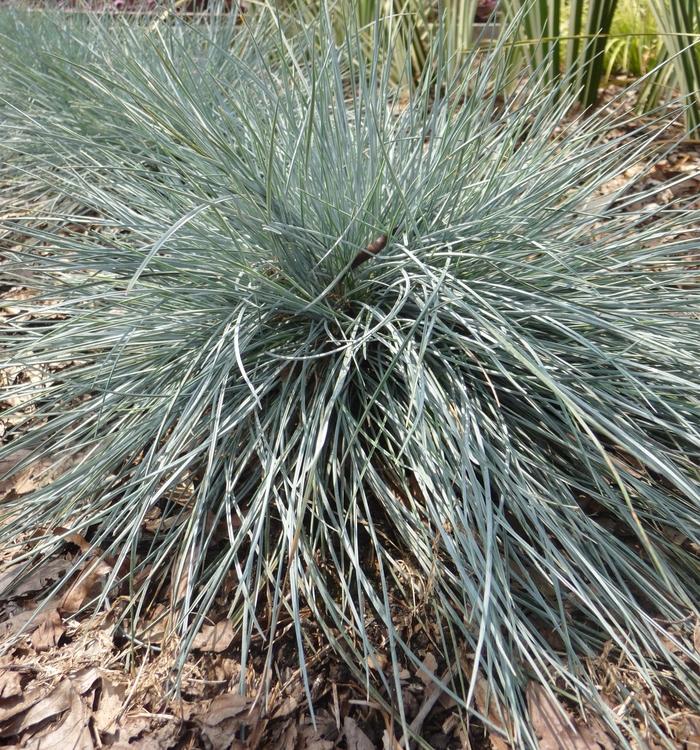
(0, 5), (699, 747)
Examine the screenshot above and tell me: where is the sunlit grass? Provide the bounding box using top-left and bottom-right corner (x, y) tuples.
(1, 6), (699, 747)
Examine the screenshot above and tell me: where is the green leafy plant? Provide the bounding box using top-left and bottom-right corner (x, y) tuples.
(1, 6), (699, 747)
(647, 0), (700, 132)
(604, 0), (660, 79)
(499, 0), (699, 134)
(499, 0), (620, 106)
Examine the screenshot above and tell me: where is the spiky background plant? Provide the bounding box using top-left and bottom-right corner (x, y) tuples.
(500, 0), (700, 134)
(604, 0), (660, 80)
(1, 4), (699, 747)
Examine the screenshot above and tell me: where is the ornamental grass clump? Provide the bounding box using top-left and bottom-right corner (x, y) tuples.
(1, 6), (699, 747)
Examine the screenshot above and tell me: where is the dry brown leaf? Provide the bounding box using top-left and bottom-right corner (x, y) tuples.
(135, 605), (168, 645)
(271, 693), (300, 720)
(0, 683), (48, 725)
(59, 559), (112, 614)
(7, 448), (93, 498)
(343, 716), (374, 750)
(474, 676), (510, 750)
(366, 652), (388, 672)
(171, 566), (191, 608)
(55, 529), (92, 553)
(23, 683), (93, 750)
(92, 674), (126, 733)
(192, 620), (234, 653)
(674, 714), (700, 750)
(12, 458), (64, 496)
(0, 670), (22, 700)
(5, 680), (73, 736)
(298, 731), (334, 749)
(0, 670), (101, 750)
(201, 692), (250, 726)
(196, 692), (256, 750)
(274, 720), (298, 750)
(109, 721), (181, 750)
(527, 683), (615, 750)
(103, 716), (150, 747)
(0, 609), (35, 640)
(694, 620), (700, 653)
(30, 609), (65, 652)
(296, 717), (335, 750)
(213, 657), (239, 683)
(0, 449), (34, 492)
(416, 652), (438, 686)
(0, 557), (73, 598)
(73, 668), (102, 695)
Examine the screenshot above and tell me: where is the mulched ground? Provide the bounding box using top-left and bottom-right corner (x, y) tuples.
(0, 84), (699, 750)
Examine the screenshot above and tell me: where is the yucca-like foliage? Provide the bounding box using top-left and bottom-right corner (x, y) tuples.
(500, 0), (700, 133)
(647, 0), (700, 132)
(1, 6), (699, 747)
(604, 0), (660, 80)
